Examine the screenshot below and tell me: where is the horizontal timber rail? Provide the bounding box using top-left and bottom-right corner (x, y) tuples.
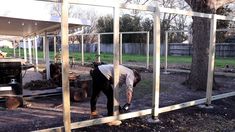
(36, 1), (235, 21)
(166, 69), (235, 78)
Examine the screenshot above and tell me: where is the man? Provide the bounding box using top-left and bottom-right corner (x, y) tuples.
(90, 64), (141, 125)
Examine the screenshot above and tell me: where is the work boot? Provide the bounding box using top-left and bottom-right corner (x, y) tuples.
(107, 120), (122, 126)
(90, 111), (103, 119)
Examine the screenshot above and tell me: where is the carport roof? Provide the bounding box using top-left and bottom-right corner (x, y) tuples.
(0, 12), (91, 37)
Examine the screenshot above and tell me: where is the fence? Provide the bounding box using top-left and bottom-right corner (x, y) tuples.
(36, 1), (235, 132)
(169, 43), (235, 57)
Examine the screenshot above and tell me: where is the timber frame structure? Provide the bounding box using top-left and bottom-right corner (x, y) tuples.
(29, 0), (235, 131)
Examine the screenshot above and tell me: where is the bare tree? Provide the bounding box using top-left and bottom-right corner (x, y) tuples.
(72, 7), (99, 44)
(184, 0), (235, 90)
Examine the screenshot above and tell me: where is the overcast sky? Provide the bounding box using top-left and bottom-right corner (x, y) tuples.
(0, 0), (113, 18)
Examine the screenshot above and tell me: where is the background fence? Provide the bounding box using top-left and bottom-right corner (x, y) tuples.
(58, 43), (235, 57)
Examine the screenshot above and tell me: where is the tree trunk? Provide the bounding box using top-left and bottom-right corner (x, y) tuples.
(187, 17), (211, 90)
(184, 1), (218, 90)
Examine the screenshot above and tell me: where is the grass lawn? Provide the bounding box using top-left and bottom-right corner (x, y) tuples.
(1, 47), (234, 68)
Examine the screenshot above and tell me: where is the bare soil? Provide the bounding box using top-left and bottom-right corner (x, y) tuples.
(0, 64), (234, 132)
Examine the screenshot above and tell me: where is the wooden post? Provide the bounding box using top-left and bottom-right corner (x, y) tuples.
(61, 0), (71, 131)
(119, 33), (122, 64)
(23, 39), (27, 62)
(97, 34), (101, 62)
(164, 31), (168, 73)
(28, 38), (32, 64)
(45, 32), (50, 80)
(152, 5), (161, 119)
(146, 32), (150, 69)
(34, 36), (39, 72)
(113, 1), (120, 116)
(81, 35), (84, 65)
(54, 35), (57, 63)
(206, 14), (217, 105)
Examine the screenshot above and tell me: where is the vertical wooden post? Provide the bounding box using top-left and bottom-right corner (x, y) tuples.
(61, 0), (71, 131)
(206, 15), (217, 105)
(113, 1), (120, 116)
(28, 38), (32, 64)
(152, 5), (161, 119)
(119, 33), (122, 64)
(81, 35), (84, 65)
(97, 34), (101, 62)
(146, 32), (150, 69)
(164, 31), (168, 73)
(23, 39), (27, 62)
(54, 35), (57, 63)
(34, 36), (38, 72)
(45, 32), (50, 80)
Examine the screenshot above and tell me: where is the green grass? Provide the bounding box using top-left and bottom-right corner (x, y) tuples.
(1, 47), (235, 68)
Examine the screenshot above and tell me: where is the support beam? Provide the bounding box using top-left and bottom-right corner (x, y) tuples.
(34, 36), (39, 72)
(23, 39), (27, 62)
(45, 32), (50, 80)
(113, 1), (120, 116)
(97, 34), (101, 62)
(61, 0), (71, 131)
(28, 38), (33, 64)
(152, 5), (161, 119)
(206, 15), (217, 105)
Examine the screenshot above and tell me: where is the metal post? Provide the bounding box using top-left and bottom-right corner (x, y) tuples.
(43, 36), (46, 61)
(19, 42), (21, 58)
(151, 4), (161, 121)
(45, 32), (50, 80)
(81, 35), (84, 65)
(119, 33), (122, 64)
(35, 36), (38, 72)
(113, 1), (120, 116)
(23, 39), (27, 62)
(206, 14), (217, 106)
(61, 0), (71, 131)
(32, 39), (35, 61)
(54, 35), (57, 63)
(28, 38), (32, 64)
(97, 34), (101, 62)
(13, 41), (16, 58)
(146, 32), (150, 69)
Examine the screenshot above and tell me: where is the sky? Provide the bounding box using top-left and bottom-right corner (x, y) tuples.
(0, 0), (113, 18)
(0, 0), (51, 18)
